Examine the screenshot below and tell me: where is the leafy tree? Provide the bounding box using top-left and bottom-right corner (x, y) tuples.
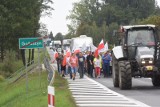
(54, 32), (64, 47)
(0, 0), (53, 65)
(67, 0), (159, 45)
(38, 23), (48, 36)
(141, 15), (160, 26)
(54, 32), (63, 40)
(49, 31), (54, 41)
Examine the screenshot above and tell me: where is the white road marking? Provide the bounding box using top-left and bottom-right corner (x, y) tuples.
(65, 74), (151, 107)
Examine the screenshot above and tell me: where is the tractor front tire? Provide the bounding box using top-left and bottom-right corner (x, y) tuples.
(118, 61), (132, 90)
(152, 75), (160, 87)
(112, 54), (119, 87)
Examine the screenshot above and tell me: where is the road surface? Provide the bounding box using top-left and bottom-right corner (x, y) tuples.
(93, 76), (160, 107)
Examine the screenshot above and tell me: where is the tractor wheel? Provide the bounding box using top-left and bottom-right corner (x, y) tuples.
(112, 54), (119, 87)
(152, 75), (160, 86)
(118, 61), (132, 90)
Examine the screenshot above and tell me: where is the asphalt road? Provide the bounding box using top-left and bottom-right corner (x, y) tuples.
(93, 76), (160, 107)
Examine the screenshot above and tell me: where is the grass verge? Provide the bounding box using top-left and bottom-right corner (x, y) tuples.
(54, 71), (77, 107)
(0, 47), (76, 107)
(0, 71), (48, 107)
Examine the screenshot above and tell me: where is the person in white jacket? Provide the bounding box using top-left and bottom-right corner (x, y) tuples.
(93, 55), (102, 78)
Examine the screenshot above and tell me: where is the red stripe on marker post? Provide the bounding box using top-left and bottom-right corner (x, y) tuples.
(48, 94), (51, 105)
(48, 86), (55, 107)
(52, 95), (55, 106)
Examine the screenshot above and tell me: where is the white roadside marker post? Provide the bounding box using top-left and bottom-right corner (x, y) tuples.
(48, 86), (55, 107)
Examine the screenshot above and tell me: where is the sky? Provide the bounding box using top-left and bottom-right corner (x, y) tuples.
(40, 0), (79, 36)
(40, 0), (160, 36)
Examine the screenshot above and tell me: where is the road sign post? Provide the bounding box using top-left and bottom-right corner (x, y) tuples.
(25, 50), (28, 94)
(19, 37), (44, 94)
(38, 48), (41, 88)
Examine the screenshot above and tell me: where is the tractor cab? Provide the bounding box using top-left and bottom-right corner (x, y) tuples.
(126, 26), (156, 60)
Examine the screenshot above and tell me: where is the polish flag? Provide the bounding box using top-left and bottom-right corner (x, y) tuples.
(97, 39), (104, 50)
(94, 39), (104, 57)
(104, 41), (108, 51)
(99, 41), (108, 53)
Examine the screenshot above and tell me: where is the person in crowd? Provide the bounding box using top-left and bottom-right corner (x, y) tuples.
(65, 54), (70, 75)
(76, 52), (80, 73)
(102, 51), (111, 77)
(86, 51), (91, 76)
(99, 52), (103, 76)
(84, 51), (88, 74)
(109, 52), (112, 76)
(94, 55), (102, 78)
(69, 52), (79, 80)
(78, 52), (85, 78)
(60, 51), (66, 77)
(86, 51), (94, 78)
(66, 53), (73, 79)
(56, 53), (61, 74)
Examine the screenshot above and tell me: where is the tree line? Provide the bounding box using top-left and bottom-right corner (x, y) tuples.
(0, 0), (53, 65)
(66, 0), (160, 46)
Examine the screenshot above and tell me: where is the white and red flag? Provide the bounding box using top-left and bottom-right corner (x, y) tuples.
(97, 39), (104, 50)
(94, 39), (104, 57)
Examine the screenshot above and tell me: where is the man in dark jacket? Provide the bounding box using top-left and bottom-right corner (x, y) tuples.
(86, 51), (94, 78)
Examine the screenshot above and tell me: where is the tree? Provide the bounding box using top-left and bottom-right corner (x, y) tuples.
(67, 0), (159, 45)
(141, 15), (160, 26)
(54, 33), (63, 40)
(54, 32), (64, 47)
(0, 0), (53, 65)
(49, 31), (54, 41)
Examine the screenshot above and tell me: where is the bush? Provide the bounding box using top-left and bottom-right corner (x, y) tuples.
(0, 75), (5, 82)
(2, 50), (15, 76)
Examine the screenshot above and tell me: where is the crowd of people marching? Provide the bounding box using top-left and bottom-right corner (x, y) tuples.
(54, 50), (112, 80)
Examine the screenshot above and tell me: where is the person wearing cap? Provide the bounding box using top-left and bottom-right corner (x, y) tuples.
(102, 50), (111, 77)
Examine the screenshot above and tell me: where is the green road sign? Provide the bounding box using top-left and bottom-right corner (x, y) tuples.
(19, 38), (44, 49)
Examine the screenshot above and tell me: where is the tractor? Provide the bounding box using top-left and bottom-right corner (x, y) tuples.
(112, 25), (160, 89)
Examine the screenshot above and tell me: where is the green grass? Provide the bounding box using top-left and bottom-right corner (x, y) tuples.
(0, 70), (77, 107)
(0, 48), (76, 107)
(0, 71), (48, 107)
(54, 72), (77, 107)
(12, 60), (24, 72)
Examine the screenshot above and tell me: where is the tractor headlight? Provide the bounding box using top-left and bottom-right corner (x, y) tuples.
(141, 60), (145, 64)
(149, 60), (153, 64)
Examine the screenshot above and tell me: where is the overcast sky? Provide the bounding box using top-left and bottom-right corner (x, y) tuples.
(40, 0), (160, 36)
(40, 0), (79, 36)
